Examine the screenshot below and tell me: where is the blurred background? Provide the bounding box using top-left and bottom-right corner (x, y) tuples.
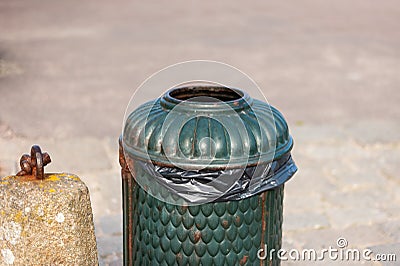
(0, 1), (399, 265)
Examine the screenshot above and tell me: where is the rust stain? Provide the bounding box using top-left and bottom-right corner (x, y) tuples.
(239, 255), (248, 265)
(16, 145), (51, 179)
(120, 140), (134, 265)
(126, 172), (134, 264)
(260, 192), (267, 266)
(222, 219), (229, 229)
(194, 231), (201, 243)
(10, 173), (61, 183)
(176, 252), (183, 263)
(14, 175), (37, 182)
(119, 138), (135, 181)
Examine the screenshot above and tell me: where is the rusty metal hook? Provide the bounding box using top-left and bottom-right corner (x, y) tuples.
(16, 145), (51, 179)
(31, 145), (44, 179)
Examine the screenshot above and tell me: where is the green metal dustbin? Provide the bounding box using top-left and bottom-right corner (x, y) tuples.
(120, 86), (297, 265)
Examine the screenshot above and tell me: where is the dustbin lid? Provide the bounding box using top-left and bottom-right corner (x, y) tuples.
(122, 86), (293, 170)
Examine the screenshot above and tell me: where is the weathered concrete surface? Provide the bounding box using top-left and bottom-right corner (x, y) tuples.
(0, 173), (98, 265)
(0, 0), (400, 139)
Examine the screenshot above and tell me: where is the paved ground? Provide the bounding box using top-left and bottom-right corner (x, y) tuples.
(0, 1), (399, 265)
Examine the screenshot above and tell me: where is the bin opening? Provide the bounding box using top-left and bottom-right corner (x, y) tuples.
(169, 86), (244, 102)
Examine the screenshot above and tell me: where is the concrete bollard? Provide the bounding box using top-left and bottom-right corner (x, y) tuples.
(0, 145), (98, 265)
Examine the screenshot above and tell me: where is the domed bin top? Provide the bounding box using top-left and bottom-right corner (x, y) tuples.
(122, 86), (294, 171)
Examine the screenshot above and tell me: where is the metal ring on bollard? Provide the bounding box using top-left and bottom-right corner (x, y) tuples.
(16, 145), (51, 179)
(31, 145), (44, 180)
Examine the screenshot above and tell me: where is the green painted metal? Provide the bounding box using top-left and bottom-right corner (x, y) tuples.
(121, 86), (295, 266)
(124, 179), (284, 266)
(123, 87), (293, 170)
